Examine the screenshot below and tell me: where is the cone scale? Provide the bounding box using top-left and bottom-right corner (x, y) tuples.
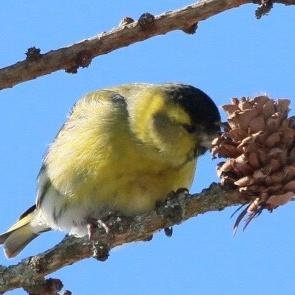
(212, 96), (295, 228)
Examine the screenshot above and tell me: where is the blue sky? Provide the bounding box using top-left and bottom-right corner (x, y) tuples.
(1, 1), (295, 294)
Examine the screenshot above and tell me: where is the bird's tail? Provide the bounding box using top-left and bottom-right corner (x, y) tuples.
(0, 205), (49, 258)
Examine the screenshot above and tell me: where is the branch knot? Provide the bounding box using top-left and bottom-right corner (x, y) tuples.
(138, 13), (156, 31)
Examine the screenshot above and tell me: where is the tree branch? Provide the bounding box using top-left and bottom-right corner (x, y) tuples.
(0, 183), (246, 293)
(1, 0), (295, 90)
(1, 1), (294, 293)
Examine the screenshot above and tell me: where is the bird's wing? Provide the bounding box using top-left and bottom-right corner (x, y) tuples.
(35, 89), (130, 206)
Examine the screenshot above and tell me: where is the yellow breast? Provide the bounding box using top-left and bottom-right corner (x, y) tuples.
(44, 90), (196, 215)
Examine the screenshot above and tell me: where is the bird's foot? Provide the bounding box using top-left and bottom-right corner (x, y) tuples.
(86, 218), (109, 240)
(92, 241), (110, 262)
(166, 187), (189, 200)
(164, 227), (173, 237)
(156, 188), (189, 237)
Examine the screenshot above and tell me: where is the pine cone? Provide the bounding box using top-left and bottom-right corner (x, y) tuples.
(212, 95), (295, 230)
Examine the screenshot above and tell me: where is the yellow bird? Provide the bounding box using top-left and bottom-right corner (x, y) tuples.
(0, 83), (220, 258)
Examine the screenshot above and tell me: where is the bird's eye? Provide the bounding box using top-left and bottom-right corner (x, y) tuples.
(183, 124), (196, 133)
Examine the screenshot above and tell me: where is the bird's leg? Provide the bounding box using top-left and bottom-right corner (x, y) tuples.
(86, 217), (110, 261)
(86, 217), (109, 240)
(97, 219), (109, 234)
(167, 187), (189, 200)
(87, 218), (97, 240)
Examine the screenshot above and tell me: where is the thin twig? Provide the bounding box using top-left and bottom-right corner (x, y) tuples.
(1, 0), (295, 90)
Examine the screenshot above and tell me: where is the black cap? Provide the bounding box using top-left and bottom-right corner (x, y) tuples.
(164, 84), (221, 135)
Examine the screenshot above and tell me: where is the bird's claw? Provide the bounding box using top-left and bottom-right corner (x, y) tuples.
(164, 227), (173, 237)
(87, 218), (109, 240)
(155, 188), (188, 238)
(166, 187), (189, 201)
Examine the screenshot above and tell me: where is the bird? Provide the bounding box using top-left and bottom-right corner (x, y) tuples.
(0, 83), (220, 258)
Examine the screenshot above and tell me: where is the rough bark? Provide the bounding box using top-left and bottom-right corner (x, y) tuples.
(0, 184), (245, 294)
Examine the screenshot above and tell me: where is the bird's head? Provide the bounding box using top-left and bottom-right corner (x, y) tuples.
(129, 84), (221, 166)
